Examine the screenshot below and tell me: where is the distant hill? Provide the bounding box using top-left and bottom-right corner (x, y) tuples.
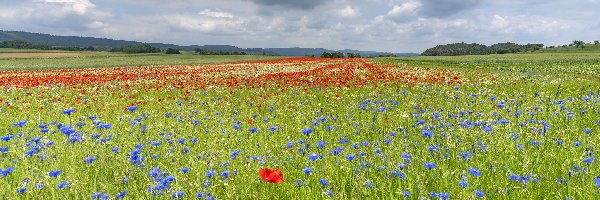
(421, 42), (544, 56)
(0, 30), (416, 57)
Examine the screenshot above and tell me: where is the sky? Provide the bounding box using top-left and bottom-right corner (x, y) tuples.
(1, 0), (599, 52)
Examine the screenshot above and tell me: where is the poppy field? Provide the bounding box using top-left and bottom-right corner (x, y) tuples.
(0, 56), (599, 199)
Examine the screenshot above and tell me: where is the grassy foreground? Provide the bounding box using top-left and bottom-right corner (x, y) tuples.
(0, 54), (598, 199)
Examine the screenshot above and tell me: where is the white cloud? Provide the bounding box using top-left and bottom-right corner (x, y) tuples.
(384, 0), (421, 23)
(1, 0), (599, 52)
(165, 11), (249, 35)
(199, 9), (234, 18)
(337, 6), (358, 18)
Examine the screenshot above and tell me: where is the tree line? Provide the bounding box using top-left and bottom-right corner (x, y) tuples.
(0, 40), (96, 51)
(194, 48), (247, 55)
(320, 52), (362, 58)
(421, 42), (544, 56)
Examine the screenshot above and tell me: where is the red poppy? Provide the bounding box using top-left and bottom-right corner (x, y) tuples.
(259, 168), (284, 183)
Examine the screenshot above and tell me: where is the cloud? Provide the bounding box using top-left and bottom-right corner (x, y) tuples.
(166, 12), (247, 35)
(0, 0), (111, 32)
(1, 0), (599, 52)
(38, 0), (96, 15)
(336, 6), (359, 18)
(385, 0), (421, 23)
(246, 0), (326, 10)
(419, 0), (482, 17)
(199, 9), (234, 18)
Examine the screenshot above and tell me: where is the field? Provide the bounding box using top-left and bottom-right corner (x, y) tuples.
(0, 53), (599, 199)
(0, 49), (281, 70)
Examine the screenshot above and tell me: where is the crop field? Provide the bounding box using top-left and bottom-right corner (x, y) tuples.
(0, 55), (599, 199)
(0, 50), (280, 70)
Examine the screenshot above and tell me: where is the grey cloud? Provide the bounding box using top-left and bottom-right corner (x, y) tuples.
(247, 0), (326, 10)
(419, 0), (482, 17)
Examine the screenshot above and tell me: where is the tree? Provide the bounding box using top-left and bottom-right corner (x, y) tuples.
(595, 40), (599, 45)
(572, 40), (585, 48)
(347, 53), (355, 58)
(165, 48), (181, 54)
(117, 44), (161, 53)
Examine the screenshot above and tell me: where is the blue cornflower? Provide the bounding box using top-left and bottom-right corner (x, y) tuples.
(319, 178), (329, 187)
(84, 156), (97, 164)
(127, 105), (137, 112)
(60, 126), (75, 136)
(49, 170), (61, 178)
(584, 158), (594, 165)
(269, 126), (278, 131)
(16, 187), (26, 194)
(286, 141), (294, 149)
(34, 183), (44, 189)
(302, 167), (312, 175)
(116, 190), (127, 199)
(475, 190), (485, 198)
(206, 169), (215, 178)
(595, 177), (600, 188)
(308, 153), (320, 161)
(249, 127), (258, 133)
(364, 180), (375, 189)
(230, 150), (241, 159)
(220, 171), (230, 179)
(459, 180), (469, 188)
(294, 179), (306, 187)
(324, 189), (333, 197)
(345, 154), (356, 161)
(172, 190), (184, 199)
(460, 151), (472, 160)
(57, 181), (71, 189)
(508, 173), (518, 181)
(317, 140), (326, 149)
(402, 190), (410, 198)
(391, 170), (406, 180)
(424, 162), (436, 170)
(422, 129), (434, 138)
(302, 128), (313, 136)
(92, 192), (109, 200)
(13, 120), (28, 127)
(468, 167), (481, 177)
(402, 152), (411, 160)
(182, 167), (189, 174)
(584, 128), (592, 135)
(62, 108), (76, 115)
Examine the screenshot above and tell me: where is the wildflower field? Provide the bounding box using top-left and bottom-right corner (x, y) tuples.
(0, 55), (599, 199)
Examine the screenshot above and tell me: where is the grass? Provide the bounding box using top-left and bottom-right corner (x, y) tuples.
(374, 53), (600, 76)
(534, 44), (600, 53)
(0, 48), (74, 53)
(0, 49), (284, 70)
(0, 53), (599, 199)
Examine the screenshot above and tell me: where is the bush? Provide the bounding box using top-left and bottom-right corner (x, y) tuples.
(165, 48), (181, 54)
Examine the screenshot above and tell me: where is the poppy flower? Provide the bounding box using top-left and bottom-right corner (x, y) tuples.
(259, 168), (284, 183)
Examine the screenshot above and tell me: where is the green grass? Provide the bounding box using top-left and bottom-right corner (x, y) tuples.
(0, 52), (284, 70)
(0, 53), (599, 199)
(374, 53), (600, 76)
(0, 48), (73, 53)
(534, 44), (600, 53)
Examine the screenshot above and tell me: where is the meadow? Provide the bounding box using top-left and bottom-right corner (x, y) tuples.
(0, 51), (598, 199)
(0, 50), (280, 70)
